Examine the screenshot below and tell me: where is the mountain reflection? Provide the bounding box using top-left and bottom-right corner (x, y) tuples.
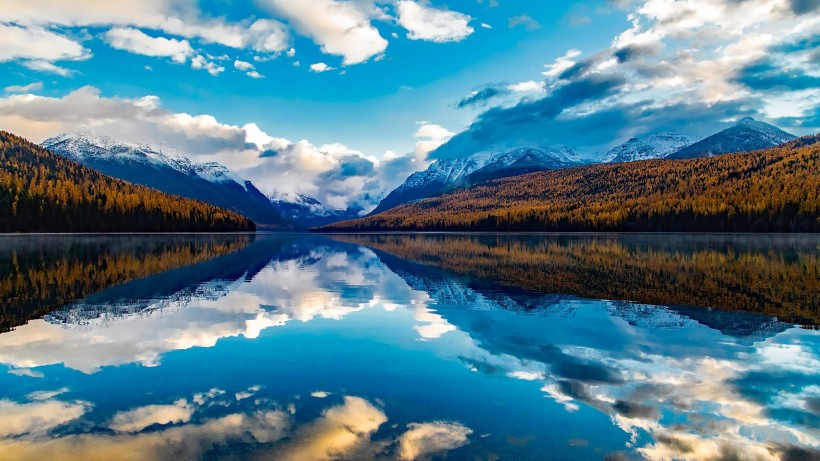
(0, 234), (817, 460)
(0, 234), (253, 332)
(333, 233), (820, 326)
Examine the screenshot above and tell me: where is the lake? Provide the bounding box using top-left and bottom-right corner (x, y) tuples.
(0, 233), (817, 460)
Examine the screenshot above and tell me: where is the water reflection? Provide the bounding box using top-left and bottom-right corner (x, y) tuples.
(0, 234), (253, 332)
(0, 234), (816, 460)
(333, 233), (820, 326)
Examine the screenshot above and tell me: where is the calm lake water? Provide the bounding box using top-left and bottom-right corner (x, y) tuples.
(0, 233), (818, 461)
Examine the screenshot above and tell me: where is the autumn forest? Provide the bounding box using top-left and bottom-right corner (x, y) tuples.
(0, 131), (255, 232)
(323, 136), (820, 233)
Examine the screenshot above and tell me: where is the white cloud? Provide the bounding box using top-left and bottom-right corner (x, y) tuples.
(542, 49), (582, 78)
(0, 85), (415, 213)
(398, 422), (473, 460)
(4, 82), (43, 93)
(397, 1), (474, 43)
(413, 122), (454, 157)
(0, 399), (88, 438)
(0, 1), (289, 53)
(481, 23), (493, 29)
(508, 80), (546, 93)
(245, 18), (290, 54)
(233, 60), (264, 78)
(105, 28), (192, 64)
(191, 55), (224, 76)
(309, 62), (334, 73)
(234, 60), (254, 71)
(109, 400), (194, 433)
(261, 0), (388, 65)
(21, 60), (74, 76)
(275, 396), (387, 461)
(0, 23), (89, 63)
(26, 388), (69, 401)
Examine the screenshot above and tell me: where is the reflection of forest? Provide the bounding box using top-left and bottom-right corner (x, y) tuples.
(0, 235), (253, 332)
(335, 234), (820, 326)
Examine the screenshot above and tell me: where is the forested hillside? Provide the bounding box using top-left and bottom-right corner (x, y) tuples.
(0, 131), (255, 232)
(322, 135), (820, 232)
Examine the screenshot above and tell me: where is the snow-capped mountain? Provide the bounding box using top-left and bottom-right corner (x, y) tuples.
(42, 130), (292, 229)
(667, 117), (796, 159)
(604, 131), (693, 163)
(270, 194), (364, 227)
(371, 145), (582, 215)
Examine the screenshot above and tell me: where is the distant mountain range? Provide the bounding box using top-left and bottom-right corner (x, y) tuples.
(42, 131), (292, 230)
(667, 117), (796, 159)
(320, 135), (820, 233)
(270, 194), (364, 227)
(371, 145), (580, 215)
(371, 117), (797, 216)
(26, 117), (803, 230)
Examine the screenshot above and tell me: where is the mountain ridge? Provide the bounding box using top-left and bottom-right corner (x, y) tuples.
(320, 135), (820, 233)
(42, 130), (293, 230)
(0, 130), (255, 232)
(668, 117), (796, 159)
(370, 145), (581, 215)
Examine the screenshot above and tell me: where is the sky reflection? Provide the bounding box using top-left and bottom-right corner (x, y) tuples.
(0, 234), (817, 460)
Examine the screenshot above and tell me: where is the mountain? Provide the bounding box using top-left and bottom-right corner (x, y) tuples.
(0, 130), (255, 233)
(270, 194), (364, 227)
(320, 135), (820, 233)
(371, 145), (581, 215)
(42, 131), (292, 230)
(668, 117), (796, 159)
(604, 131), (693, 163)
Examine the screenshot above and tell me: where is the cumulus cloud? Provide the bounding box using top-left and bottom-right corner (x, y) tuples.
(109, 400), (194, 433)
(412, 122), (454, 157)
(433, 0), (819, 160)
(309, 62), (334, 73)
(0, 1), (290, 53)
(276, 396), (387, 461)
(261, 0), (388, 65)
(0, 23), (89, 63)
(397, 1), (474, 43)
(234, 60), (264, 78)
(0, 399), (88, 438)
(105, 28), (193, 64)
(1, 83), (426, 212)
(0, 0), (478, 71)
(190, 55), (225, 76)
(398, 421), (473, 460)
(234, 60), (253, 71)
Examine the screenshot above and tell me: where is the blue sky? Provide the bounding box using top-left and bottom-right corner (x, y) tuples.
(1, 0), (818, 210)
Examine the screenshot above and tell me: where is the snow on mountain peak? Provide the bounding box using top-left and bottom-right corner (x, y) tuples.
(42, 130), (249, 189)
(604, 131), (693, 163)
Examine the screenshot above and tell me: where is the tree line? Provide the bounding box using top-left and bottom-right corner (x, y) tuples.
(323, 135), (820, 233)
